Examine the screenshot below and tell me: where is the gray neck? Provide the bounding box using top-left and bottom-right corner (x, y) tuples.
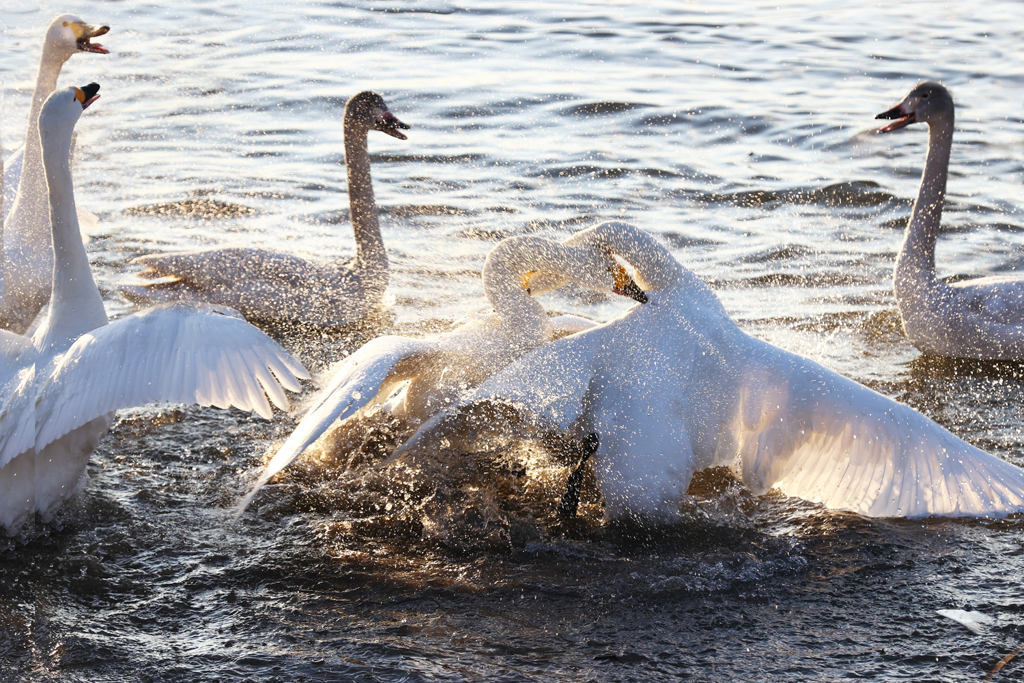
(343, 120), (385, 269)
(895, 115), (953, 295)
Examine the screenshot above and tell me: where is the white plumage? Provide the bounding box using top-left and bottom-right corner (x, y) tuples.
(399, 222), (1024, 520)
(234, 234), (648, 515)
(0, 85), (309, 534)
(3, 14), (110, 333)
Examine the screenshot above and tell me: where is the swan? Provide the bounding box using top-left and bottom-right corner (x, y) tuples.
(876, 81), (1024, 359)
(233, 234), (649, 515)
(119, 91), (410, 328)
(0, 84), (310, 535)
(3, 14), (109, 220)
(395, 221), (1024, 521)
(2, 14), (110, 333)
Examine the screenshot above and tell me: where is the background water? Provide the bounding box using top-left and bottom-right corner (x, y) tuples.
(3, 0), (1024, 680)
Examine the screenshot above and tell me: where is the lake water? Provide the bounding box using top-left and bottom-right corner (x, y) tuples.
(3, 0), (1024, 680)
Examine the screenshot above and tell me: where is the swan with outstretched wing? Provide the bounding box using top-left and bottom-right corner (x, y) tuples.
(397, 222), (1024, 520)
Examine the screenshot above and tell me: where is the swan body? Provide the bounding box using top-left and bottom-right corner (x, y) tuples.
(120, 91), (409, 328)
(876, 81), (1024, 359)
(2, 15), (109, 332)
(400, 222), (1024, 521)
(0, 85), (310, 535)
(234, 235), (648, 514)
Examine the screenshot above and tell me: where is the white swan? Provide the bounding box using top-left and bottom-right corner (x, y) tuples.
(234, 235), (649, 515)
(397, 221), (1024, 521)
(3, 14), (109, 220)
(0, 85), (310, 535)
(876, 81), (1024, 359)
(119, 91), (410, 328)
(2, 14), (110, 333)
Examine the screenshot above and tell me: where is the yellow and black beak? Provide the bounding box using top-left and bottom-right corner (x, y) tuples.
(74, 83), (101, 110)
(612, 266), (648, 304)
(68, 20), (110, 54)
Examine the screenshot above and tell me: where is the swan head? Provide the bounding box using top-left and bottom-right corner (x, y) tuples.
(46, 14), (110, 60)
(518, 244), (648, 303)
(345, 91), (410, 140)
(876, 81), (953, 132)
(39, 84), (100, 146)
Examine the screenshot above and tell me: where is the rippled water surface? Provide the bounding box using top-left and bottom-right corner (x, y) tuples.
(3, 1), (1024, 680)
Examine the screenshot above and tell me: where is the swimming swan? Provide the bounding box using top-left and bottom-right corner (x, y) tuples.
(3, 14), (110, 333)
(0, 85), (310, 535)
(120, 91), (409, 328)
(234, 235), (648, 515)
(398, 221), (1024, 520)
(876, 81), (1024, 359)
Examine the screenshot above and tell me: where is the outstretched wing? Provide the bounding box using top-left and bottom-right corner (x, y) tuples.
(0, 332), (39, 468)
(3, 146), (23, 224)
(33, 304), (309, 453)
(0, 365), (38, 469)
(470, 322), (613, 428)
(234, 335), (430, 516)
(731, 337), (1024, 518)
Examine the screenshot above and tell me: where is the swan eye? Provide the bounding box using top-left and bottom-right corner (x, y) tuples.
(73, 87), (86, 104)
(921, 93), (929, 99)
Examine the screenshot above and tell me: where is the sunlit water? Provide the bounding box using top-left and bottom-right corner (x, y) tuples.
(3, 1), (1024, 680)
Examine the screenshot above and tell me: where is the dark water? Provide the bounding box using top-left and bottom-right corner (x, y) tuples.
(3, 0), (1024, 680)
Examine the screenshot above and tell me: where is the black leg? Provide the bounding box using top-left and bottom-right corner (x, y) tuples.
(557, 433), (599, 519)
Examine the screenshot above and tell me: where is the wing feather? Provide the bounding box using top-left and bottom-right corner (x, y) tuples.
(732, 339), (1024, 517)
(0, 366), (38, 469)
(234, 335), (431, 517)
(33, 305), (308, 452)
(470, 323), (613, 429)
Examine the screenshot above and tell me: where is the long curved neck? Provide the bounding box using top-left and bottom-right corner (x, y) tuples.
(35, 119), (107, 353)
(343, 120), (385, 269)
(11, 44), (70, 226)
(895, 115), (953, 294)
(483, 239), (591, 345)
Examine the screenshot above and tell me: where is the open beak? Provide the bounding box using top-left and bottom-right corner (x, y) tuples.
(378, 111), (410, 140)
(70, 21), (110, 54)
(876, 103), (915, 132)
(612, 266), (648, 304)
(75, 83), (101, 110)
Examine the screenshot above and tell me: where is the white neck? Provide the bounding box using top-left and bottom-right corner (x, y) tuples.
(1, 131), (4, 234)
(34, 115), (107, 354)
(483, 237), (615, 348)
(8, 43), (70, 239)
(343, 118), (386, 275)
(894, 115), (953, 301)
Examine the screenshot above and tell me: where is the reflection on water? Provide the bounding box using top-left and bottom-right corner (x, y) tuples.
(3, 0), (1024, 680)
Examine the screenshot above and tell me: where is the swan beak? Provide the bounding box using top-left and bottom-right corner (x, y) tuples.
(876, 104), (915, 132)
(378, 112), (410, 140)
(612, 266), (648, 304)
(69, 21), (110, 54)
(74, 83), (101, 110)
